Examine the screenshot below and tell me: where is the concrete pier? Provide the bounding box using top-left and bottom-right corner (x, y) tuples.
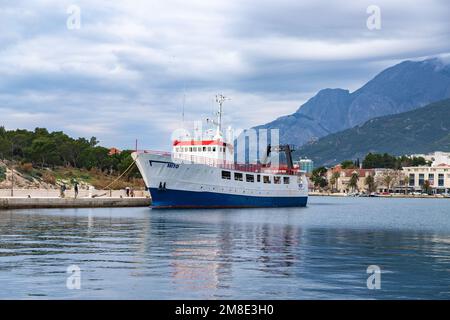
(0, 197), (150, 209)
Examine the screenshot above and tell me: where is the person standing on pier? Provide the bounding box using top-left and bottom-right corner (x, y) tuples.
(74, 182), (79, 199)
(60, 184), (66, 198)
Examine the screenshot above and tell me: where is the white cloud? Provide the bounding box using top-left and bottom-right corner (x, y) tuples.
(0, 0), (449, 149)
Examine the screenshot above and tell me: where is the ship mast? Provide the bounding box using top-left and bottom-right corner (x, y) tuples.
(215, 94), (228, 136)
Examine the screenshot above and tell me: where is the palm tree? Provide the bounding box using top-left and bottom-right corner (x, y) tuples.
(330, 171), (340, 192)
(402, 176), (409, 195)
(383, 174), (393, 192)
(365, 174), (376, 193)
(348, 172), (359, 192)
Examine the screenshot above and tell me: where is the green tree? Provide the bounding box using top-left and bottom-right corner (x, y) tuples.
(26, 137), (59, 168)
(330, 171), (340, 192)
(348, 172), (359, 192)
(0, 126), (141, 179)
(311, 167), (328, 191)
(340, 160), (356, 169)
(362, 153), (397, 169)
(364, 174), (376, 193)
(0, 165), (6, 182)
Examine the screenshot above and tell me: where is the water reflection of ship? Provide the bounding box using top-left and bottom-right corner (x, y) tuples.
(167, 217), (302, 293)
(257, 224), (299, 274)
(170, 239), (221, 292)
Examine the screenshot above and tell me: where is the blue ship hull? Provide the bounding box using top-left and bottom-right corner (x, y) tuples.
(149, 188), (308, 209)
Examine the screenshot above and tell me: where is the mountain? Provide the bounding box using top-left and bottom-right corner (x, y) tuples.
(296, 99), (450, 167)
(255, 58), (450, 146)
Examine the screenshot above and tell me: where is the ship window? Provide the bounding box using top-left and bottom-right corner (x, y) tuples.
(213, 147), (216, 152)
(274, 176), (281, 184)
(203, 147), (206, 152)
(208, 147), (211, 152)
(234, 172), (243, 181)
(221, 171), (231, 180)
(263, 176), (271, 184)
(246, 174), (254, 182)
(257, 175), (261, 182)
(189, 147), (192, 152)
(283, 177), (290, 184)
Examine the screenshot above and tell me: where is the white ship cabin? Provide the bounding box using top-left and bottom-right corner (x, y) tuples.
(172, 94), (236, 166)
(172, 138), (234, 165)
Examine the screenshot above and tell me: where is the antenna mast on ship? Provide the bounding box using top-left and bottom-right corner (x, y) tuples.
(215, 94), (229, 136)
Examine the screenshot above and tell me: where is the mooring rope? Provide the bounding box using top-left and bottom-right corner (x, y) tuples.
(102, 154), (138, 191)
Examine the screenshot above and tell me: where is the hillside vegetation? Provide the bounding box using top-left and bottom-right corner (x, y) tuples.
(0, 127), (143, 189)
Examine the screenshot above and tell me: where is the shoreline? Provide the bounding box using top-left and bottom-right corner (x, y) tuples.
(2, 189), (448, 210)
(309, 192), (450, 199)
(0, 196), (150, 209)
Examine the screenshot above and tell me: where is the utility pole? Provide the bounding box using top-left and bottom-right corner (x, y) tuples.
(11, 166), (14, 197)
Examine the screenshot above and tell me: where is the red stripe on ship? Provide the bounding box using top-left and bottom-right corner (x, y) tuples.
(173, 140), (228, 146)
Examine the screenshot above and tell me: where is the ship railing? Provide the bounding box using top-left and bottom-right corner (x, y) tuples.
(136, 149), (171, 156)
(136, 150), (301, 175)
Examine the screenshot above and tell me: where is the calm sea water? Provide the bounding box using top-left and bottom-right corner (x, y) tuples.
(1, 197), (450, 299)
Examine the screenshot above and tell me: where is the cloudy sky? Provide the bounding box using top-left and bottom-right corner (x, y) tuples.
(1, 0), (449, 150)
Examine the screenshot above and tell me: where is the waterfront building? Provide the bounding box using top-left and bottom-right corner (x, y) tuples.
(373, 168), (406, 193)
(326, 165), (375, 193)
(325, 166), (408, 194)
(402, 164), (450, 194)
(295, 158), (314, 174)
(108, 147), (122, 156)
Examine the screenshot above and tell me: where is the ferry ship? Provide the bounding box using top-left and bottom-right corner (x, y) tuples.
(132, 95), (308, 209)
